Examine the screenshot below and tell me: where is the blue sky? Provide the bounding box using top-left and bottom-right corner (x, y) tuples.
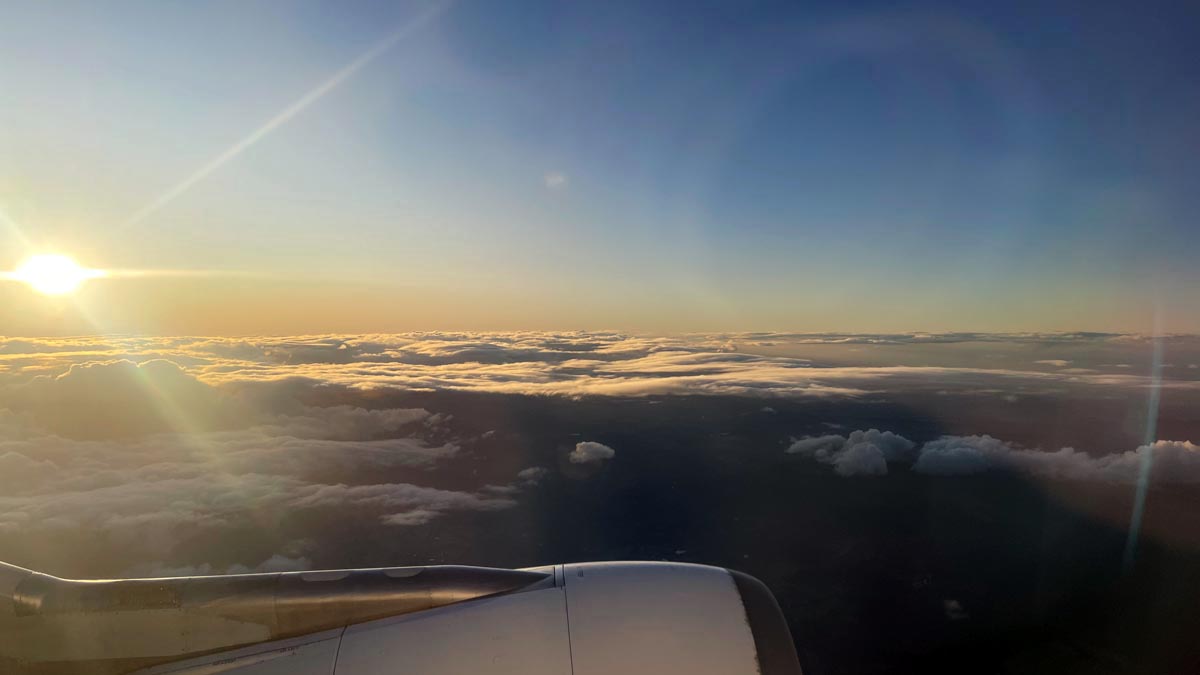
(1, 0), (1197, 333)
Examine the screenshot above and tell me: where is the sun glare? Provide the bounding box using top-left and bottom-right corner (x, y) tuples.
(12, 254), (104, 295)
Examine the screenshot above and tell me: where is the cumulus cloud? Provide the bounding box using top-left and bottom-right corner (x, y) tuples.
(914, 435), (1200, 483)
(787, 429), (915, 477)
(913, 435), (1014, 475)
(569, 441), (616, 464)
(517, 466), (550, 484)
(791, 429), (1200, 484)
(832, 442), (889, 477)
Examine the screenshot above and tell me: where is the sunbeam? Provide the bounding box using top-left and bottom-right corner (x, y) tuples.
(119, 1), (451, 231)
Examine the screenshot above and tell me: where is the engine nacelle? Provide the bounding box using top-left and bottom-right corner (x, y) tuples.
(1, 560), (801, 674)
(334, 562), (799, 675)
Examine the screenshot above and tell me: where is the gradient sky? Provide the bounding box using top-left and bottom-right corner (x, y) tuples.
(1, 0), (1198, 335)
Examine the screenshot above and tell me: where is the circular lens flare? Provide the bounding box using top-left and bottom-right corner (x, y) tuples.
(12, 254), (103, 295)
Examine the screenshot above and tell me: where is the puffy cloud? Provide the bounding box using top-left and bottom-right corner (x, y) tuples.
(913, 435), (1013, 475)
(787, 429), (915, 476)
(832, 442), (889, 477)
(913, 435), (1200, 484)
(787, 434), (850, 461)
(569, 441), (616, 464)
(517, 466), (550, 484)
(792, 429), (1200, 483)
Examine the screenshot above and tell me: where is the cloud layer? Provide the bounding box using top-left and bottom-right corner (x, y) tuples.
(0, 355), (531, 573)
(2, 331), (1197, 575)
(3, 332), (1196, 406)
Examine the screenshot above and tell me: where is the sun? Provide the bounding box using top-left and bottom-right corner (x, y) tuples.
(11, 254), (105, 295)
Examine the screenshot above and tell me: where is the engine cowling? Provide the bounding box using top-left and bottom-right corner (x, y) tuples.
(1, 560), (801, 674)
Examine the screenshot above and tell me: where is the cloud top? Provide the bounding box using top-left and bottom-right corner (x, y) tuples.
(4, 332), (1196, 406)
(790, 429), (1200, 484)
(569, 441), (615, 464)
(788, 429), (915, 476)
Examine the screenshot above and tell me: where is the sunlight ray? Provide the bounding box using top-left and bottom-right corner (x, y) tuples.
(119, 0), (451, 231)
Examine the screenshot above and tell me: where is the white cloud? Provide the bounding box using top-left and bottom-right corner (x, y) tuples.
(788, 429), (1200, 484)
(833, 441), (889, 477)
(1035, 359), (1071, 367)
(517, 466), (549, 484)
(786, 434), (849, 461)
(544, 171), (568, 189)
(569, 441), (615, 464)
(913, 435), (1200, 483)
(912, 435), (1010, 475)
(787, 429), (915, 477)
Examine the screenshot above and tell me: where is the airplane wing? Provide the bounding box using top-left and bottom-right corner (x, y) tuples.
(1, 559), (801, 674)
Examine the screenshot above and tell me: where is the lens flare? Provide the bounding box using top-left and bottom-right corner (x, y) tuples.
(11, 254), (105, 295)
